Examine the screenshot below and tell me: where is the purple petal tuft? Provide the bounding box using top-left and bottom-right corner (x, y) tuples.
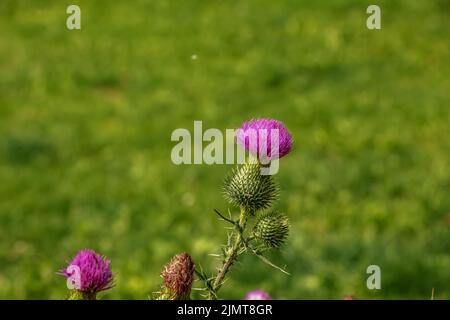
(61, 249), (113, 293)
(244, 289), (272, 300)
(236, 118), (293, 160)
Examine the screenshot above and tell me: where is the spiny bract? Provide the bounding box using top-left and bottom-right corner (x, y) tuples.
(223, 163), (278, 212)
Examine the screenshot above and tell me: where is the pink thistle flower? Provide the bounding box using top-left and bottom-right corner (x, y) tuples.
(244, 289), (272, 300)
(236, 118), (293, 160)
(61, 249), (113, 296)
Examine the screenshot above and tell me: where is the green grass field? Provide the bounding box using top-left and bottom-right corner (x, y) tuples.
(0, 0), (449, 299)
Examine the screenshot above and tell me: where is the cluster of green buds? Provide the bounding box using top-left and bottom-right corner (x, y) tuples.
(224, 162), (289, 249)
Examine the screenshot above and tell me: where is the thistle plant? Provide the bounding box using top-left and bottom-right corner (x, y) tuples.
(196, 118), (293, 300)
(60, 118), (292, 301)
(60, 249), (114, 300)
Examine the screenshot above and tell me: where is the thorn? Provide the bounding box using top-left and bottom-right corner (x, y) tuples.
(192, 287), (206, 291)
(214, 209), (236, 225)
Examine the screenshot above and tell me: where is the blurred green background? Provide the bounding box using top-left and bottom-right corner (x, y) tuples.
(0, 0), (449, 299)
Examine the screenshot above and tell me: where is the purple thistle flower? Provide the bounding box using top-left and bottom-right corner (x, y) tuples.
(244, 289), (272, 300)
(236, 118), (293, 160)
(61, 249), (113, 295)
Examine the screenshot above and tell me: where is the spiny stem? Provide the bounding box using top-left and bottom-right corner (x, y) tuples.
(208, 207), (249, 300)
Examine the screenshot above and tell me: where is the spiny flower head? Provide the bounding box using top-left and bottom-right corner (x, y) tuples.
(160, 252), (195, 300)
(236, 118), (293, 160)
(223, 163), (278, 213)
(254, 212), (289, 248)
(245, 289), (272, 300)
(61, 249), (113, 295)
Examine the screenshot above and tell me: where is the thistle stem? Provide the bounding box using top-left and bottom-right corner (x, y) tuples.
(208, 207), (249, 300)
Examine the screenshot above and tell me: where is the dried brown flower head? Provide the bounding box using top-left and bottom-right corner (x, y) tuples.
(160, 252), (195, 300)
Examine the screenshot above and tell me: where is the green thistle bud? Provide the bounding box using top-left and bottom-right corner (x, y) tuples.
(158, 252), (195, 300)
(254, 212), (289, 249)
(223, 163), (278, 213)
